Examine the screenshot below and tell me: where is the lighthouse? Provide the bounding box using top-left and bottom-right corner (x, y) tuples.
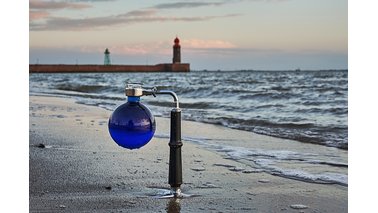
(172, 37), (181, 64)
(104, 48), (111, 65)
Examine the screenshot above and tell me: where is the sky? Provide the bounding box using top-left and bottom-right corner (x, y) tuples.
(29, 0), (347, 70)
(2, 1), (378, 211)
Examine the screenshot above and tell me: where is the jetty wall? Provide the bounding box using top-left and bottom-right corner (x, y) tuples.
(29, 63), (190, 73)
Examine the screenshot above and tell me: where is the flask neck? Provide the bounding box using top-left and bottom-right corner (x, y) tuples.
(127, 96), (140, 102)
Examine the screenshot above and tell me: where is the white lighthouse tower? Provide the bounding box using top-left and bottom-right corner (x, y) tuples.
(104, 48), (111, 65)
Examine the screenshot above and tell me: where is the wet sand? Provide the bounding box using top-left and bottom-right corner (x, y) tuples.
(29, 95), (347, 212)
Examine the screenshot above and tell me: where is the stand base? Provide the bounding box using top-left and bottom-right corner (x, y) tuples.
(150, 187), (199, 199)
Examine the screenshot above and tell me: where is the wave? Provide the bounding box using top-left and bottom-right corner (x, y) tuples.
(219, 146), (347, 186)
(294, 107), (347, 115)
(146, 100), (216, 109)
(238, 91), (300, 100)
(270, 86), (292, 91)
(181, 136), (347, 186)
(198, 116), (347, 150)
(55, 83), (119, 94)
(255, 104), (285, 109)
(30, 70), (348, 151)
(204, 117), (315, 129)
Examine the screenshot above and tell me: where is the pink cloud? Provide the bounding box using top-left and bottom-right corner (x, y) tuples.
(182, 39), (236, 49)
(77, 39), (237, 56)
(30, 11), (50, 21)
(30, 0), (91, 10)
(79, 42), (171, 56)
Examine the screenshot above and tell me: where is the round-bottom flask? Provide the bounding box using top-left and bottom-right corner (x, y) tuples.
(108, 96), (156, 149)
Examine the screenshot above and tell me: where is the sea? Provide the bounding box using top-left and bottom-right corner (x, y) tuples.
(29, 70), (348, 186)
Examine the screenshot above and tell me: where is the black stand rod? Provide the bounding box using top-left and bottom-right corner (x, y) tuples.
(168, 108), (183, 196)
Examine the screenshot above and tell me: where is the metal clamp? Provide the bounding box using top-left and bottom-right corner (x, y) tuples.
(125, 84), (179, 108)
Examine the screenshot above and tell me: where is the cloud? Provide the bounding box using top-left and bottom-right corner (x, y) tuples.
(30, 0), (91, 10)
(150, 0), (289, 9)
(185, 47), (282, 58)
(30, 12), (240, 31)
(79, 39), (238, 56)
(30, 11), (50, 21)
(239, 0), (290, 2)
(29, 1), (93, 23)
(76, 41), (172, 56)
(71, 0), (115, 2)
(62, 39), (237, 56)
(121, 9), (158, 17)
(152, 2), (225, 9)
(29, 0), (245, 31)
(182, 39), (236, 49)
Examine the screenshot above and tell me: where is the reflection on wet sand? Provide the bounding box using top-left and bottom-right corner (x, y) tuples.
(166, 198), (181, 213)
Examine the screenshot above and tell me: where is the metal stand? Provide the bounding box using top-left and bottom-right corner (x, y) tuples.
(155, 90), (183, 198)
(125, 85), (184, 198)
(168, 108), (183, 197)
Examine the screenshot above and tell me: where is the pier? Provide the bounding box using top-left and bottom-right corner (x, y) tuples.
(30, 36), (190, 73)
(29, 63), (190, 73)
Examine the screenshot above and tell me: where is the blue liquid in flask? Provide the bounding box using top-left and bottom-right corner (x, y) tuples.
(108, 97), (156, 149)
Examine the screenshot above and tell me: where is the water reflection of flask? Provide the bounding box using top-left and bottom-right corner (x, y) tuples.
(108, 96), (156, 149)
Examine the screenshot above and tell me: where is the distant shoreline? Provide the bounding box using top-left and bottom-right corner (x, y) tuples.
(29, 63), (190, 73)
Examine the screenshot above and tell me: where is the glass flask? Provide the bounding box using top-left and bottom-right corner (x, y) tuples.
(108, 96), (156, 149)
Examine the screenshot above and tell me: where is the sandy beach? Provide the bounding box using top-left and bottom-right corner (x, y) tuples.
(29, 95), (347, 212)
